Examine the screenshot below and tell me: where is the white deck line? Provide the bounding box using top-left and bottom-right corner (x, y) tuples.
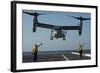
(62, 55), (69, 61)
(71, 52), (91, 57)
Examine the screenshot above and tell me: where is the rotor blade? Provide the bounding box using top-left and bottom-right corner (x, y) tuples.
(66, 15), (80, 20)
(23, 11), (48, 16)
(38, 13), (51, 15)
(23, 11), (36, 16)
(67, 15), (91, 20)
(81, 18), (91, 20)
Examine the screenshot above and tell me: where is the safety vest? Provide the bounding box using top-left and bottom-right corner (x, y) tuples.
(32, 47), (38, 54)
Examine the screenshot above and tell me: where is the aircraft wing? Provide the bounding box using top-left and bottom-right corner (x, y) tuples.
(38, 23), (80, 30)
(37, 23), (55, 29)
(62, 26), (80, 30)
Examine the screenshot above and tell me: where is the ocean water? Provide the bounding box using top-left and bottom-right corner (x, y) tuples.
(23, 49), (91, 56)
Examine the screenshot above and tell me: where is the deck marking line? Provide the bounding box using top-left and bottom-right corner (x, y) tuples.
(71, 52), (91, 57)
(62, 55), (69, 61)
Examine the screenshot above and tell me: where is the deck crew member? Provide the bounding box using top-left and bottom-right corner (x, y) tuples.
(32, 43), (43, 62)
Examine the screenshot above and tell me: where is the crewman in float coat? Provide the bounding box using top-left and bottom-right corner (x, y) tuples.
(32, 43), (43, 62)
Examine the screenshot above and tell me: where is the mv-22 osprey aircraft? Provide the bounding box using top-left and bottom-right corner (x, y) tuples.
(23, 11), (90, 40)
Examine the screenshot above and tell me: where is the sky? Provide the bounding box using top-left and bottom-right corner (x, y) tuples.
(22, 10), (91, 52)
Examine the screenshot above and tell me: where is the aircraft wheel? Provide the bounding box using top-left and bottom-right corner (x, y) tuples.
(50, 38), (53, 40)
(63, 38), (65, 40)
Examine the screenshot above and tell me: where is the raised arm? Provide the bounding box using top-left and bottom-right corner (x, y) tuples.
(37, 43), (43, 47)
(81, 42), (86, 47)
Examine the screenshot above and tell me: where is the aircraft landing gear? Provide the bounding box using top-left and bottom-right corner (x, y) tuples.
(50, 37), (53, 40)
(63, 38), (65, 40)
